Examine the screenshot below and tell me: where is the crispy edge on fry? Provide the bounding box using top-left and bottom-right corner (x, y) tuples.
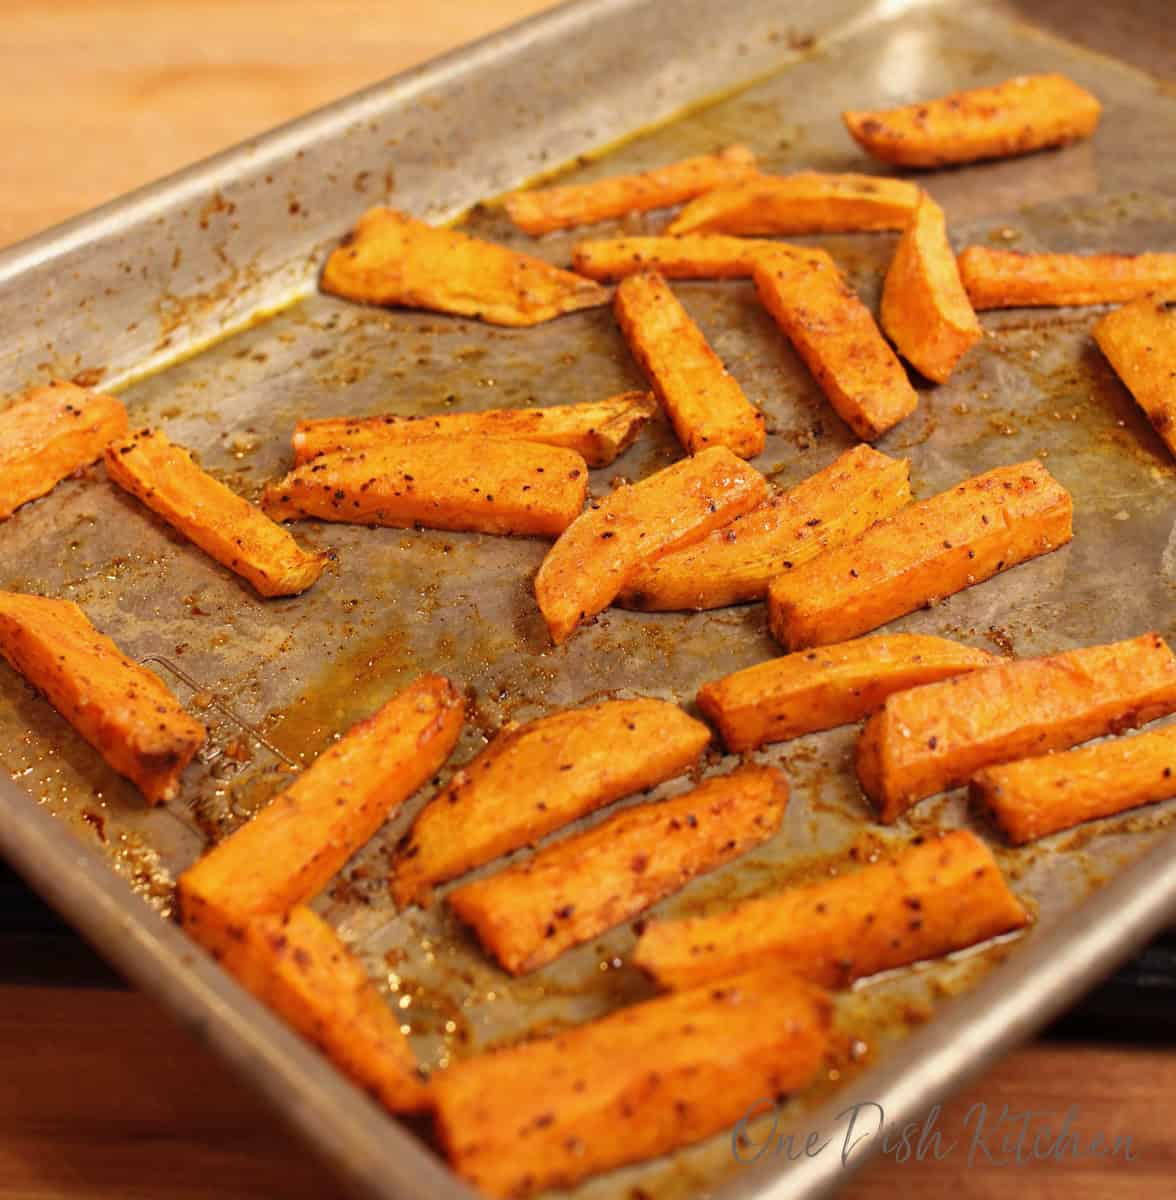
(632, 829), (1027, 990)
(571, 235), (821, 282)
(447, 765), (787, 974)
(320, 206), (610, 326)
(768, 460), (1073, 651)
(615, 271), (765, 458)
(430, 966), (831, 1198)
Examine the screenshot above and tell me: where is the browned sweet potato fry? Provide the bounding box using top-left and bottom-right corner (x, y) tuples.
(632, 830), (1027, 990)
(262, 436), (588, 537)
(431, 966), (831, 1198)
(768, 460), (1072, 651)
(447, 765), (787, 974)
(615, 272), (765, 457)
(754, 250), (918, 441)
(571, 235), (821, 282)
(857, 634), (1176, 823)
(665, 172), (919, 236)
(390, 697), (710, 907)
(617, 444), (910, 611)
(320, 207), (609, 326)
(699, 634), (996, 753)
(957, 247), (1176, 310)
(971, 722), (1176, 845)
(504, 144), (758, 235)
(843, 74), (1102, 167)
(291, 392), (656, 470)
(1093, 297), (1176, 458)
(0, 592), (204, 805)
(180, 674), (463, 955)
(0, 381), (128, 520)
(881, 194), (982, 383)
(534, 445), (768, 643)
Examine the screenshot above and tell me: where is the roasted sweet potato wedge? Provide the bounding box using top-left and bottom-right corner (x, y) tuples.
(390, 697), (710, 907)
(262, 436), (588, 537)
(534, 445), (768, 643)
(504, 144), (758, 235)
(699, 634), (996, 753)
(768, 460), (1073, 651)
(617, 444), (910, 611)
(0, 380), (128, 520)
(615, 272), (765, 457)
(320, 207), (609, 326)
(291, 392), (656, 470)
(431, 966), (831, 1198)
(843, 73), (1101, 167)
(754, 250), (919, 441)
(881, 194), (982, 383)
(572, 235), (821, 282)
(857, 633), (1176, 822)
(632, 830), (1027, 989)
(447, 765), (787, 974)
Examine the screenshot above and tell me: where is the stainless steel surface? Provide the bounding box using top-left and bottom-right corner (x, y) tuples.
(0, 1), (1174, 1198)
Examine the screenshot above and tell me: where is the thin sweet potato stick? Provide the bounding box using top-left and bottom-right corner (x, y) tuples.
(572, 235), (821, 282)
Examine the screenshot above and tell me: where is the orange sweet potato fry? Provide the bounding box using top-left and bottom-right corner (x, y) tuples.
(617, 444), (910, 611)
(390, 697), (710, 907)
(754, 250), (918, 441)
(857, 633), (1176, 823)
(843, 73), (1101, 167)
(320, 207), (609, 326)
(615, 272), (765, 457)
(0, 591), (204, 805)
(665, 172), (920, 236)
(431, 966), (831, 1198)
(768, 460), (1073, 651)
(504, 144), (758, 235)
(632, 829), (1027, 990)
(105, 428), (325, 598)
(0, 380), (128, 520)
(291, 392), (656, 470)
(699, 634), (996, 754)
(571, 235), (821, 282)
(447, 765), (787, 975)
(1093, 297), (1176, 458)
(534, 445), (768, 643)
(262, 436), (588, 537)
(957, 247), (1176, 310)
(971, 722), (1176, 845)
(881, 194), (982, 383)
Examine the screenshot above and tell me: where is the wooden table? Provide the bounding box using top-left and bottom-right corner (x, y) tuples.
(0, 3), (1172, 1198)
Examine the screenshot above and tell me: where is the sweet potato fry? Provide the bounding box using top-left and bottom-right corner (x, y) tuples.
(843, 73), (1102, 167)
(291, 392), (656, 470)
(262, 436), (588, 537)
(105, 428), (325, 598)
(881, 194), (982, 383)
(665, 172), (919, 236)
(431, 966), (831, 1198)
(632, 830), (1027, 990)
(320, 207), (609, 326)
(0, 592), (204, 805)
(617, 444), (910, 611)
(615, 272), (765, 457)
(754, 250), (918, 441)
(971, 722), (1176, 845)
(957, 247), (1176, 310)
(571, 235), (821, 282)
(0, 380), (128, 520)
(504, 144), (758, 235)
(857, 633), (1176, 823)
(390, 697), (710, 907)
(1093, 297), (1176, 458)
(447, 765), (787, 974)
(534, 445), (768, 643)
(699, 634), (996, 753)
(768, 460), (1072, 651)
(180, 674), (463, 954)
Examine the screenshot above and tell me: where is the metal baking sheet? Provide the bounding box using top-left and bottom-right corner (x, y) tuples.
(1, 1), (1175, 1197)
